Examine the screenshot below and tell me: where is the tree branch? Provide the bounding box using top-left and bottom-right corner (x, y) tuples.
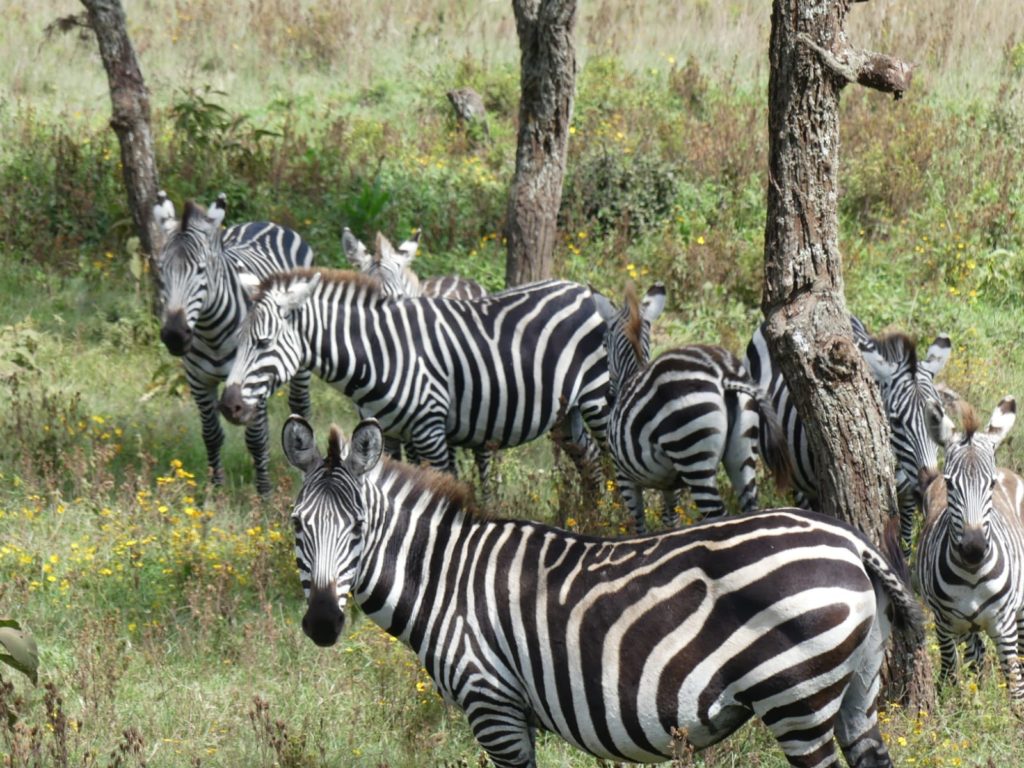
(796, 33), (913, 99)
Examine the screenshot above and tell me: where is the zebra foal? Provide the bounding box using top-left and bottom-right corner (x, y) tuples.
(220, 270), (609, 489)
(599, 284), (791, 532)
(916, 395), (1024, 706)
(281, 415), (921, 768)
(154, 197), (314, 494)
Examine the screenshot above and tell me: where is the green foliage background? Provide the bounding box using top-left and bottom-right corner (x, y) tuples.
(1, 1), (1023, 765)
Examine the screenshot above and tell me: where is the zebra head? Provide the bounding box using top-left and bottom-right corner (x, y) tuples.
(342, 228), (421, 299)
(220, 271), (322, 425)
(155, 200), (226, 356)
(861, 331), (953, 498)
(595, 283), (666, 401)
(282, 415), (384, 647)
(926, 396), (1017, 566)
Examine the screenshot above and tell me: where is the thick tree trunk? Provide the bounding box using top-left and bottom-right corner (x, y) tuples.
(81, 0), (163, 277)
(763, 0), (931, 710)
(505, 0), (577, 286)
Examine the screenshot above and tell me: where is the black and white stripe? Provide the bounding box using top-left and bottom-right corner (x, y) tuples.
(916, 396), (1024, 704)
(281, 415), (922, 768)
(155, 197), (315, 494)
(598, 285), (791, 532)
(744, 316), (952, 547)
(221, 270), (608, 488)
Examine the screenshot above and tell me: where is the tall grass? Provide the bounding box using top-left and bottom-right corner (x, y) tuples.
(1, 0), (1023, 766)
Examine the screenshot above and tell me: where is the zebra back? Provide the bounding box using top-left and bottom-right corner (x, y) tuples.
(282, 415), (921, 766)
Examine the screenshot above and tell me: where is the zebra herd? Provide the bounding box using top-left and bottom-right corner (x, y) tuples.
(152, 196), (1024, 767)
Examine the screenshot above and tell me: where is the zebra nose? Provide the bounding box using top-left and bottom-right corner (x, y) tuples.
(302, 588), (344, 647)
(160, 310), (192, 356)
(219, 384), (253, 425)
(959, 527), (987, 566)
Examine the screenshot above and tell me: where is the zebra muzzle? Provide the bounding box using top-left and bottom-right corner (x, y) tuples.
(958, 527), (988, 566)
(301, 587), (345, 647)
(219, 384), (255, 425)
(159, 310), (193, 356)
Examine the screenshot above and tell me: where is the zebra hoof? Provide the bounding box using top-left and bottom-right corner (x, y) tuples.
(210, 468), (225, 486)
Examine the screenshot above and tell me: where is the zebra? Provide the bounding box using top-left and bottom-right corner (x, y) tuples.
(341, 227), (487, 300)
(598, 285), (792, 532)
(280, 414), (922, 768)
(219, 270), (609, 490)
(915, 396), (1024, 705)
(155, 197), (315, 494)
(744, 317), (952, 548)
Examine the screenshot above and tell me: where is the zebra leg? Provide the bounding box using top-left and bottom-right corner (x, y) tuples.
(660, 489), (680, 529)
(894, 470), (917, 553)
(551, 407), (604, 502)
(835, 633), (891, 767)
(190, 381), (226, 486)
(287, 368), (313, 419)
(992, 616), (1024, 703)
(965, 632), (987, 673)
(934, 623), (960, 687)
(762, 709), (843, 767)
(474, 447), (494, 505)
(244, 402), (273, 496)
(466, 701), (536, 768)
(409, 420), (456, 475)
(617, 475), (647, 534)
(724, 435), (759, 515)
(677, 467), (727, 519)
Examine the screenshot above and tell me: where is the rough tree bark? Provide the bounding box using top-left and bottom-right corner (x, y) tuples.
(505, 0), (577, 286)
(80, 0), (163, 277)
(763, 0), (932, 710)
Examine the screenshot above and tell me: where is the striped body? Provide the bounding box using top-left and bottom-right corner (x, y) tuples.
(282, 417), (922, 768)
(223, 271), (608, 484)
(915, 397), (1024, 704)
(744, 317), (951, 548)
(156, 199), (314, 493)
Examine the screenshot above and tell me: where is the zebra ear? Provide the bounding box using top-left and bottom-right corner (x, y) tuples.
(920, 334), (952, 377)
(640, 283), (666, 324)
(924, 398), (956, 448)
(342, 228), (372, 271)
(208, 192), (227, 226)
(346, 419), (384, 479)
(395, 229), (421, 265)
(276, 273), (322, 317)
(237, 272), (261, 300)
(985, 396), (1016, 448)
(861, 344), (896, 386)
(591, 290), (617, 325)
(282, 415), (322, 474)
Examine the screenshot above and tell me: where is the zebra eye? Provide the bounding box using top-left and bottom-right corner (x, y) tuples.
(256, 335), (271, 350)
(291, 516), (303, 534)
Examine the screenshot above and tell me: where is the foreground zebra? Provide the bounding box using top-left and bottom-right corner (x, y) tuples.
(342, 228), (486, 300)
(916, 396), (1024, 705)
(220, 270), (608, 487)
(744, 318), (952, 547)
(598, 285), (792, 531)
(282, 415), (922, 767)
(155, 198), (314, 494)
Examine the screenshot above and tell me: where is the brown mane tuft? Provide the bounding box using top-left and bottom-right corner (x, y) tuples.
(383, 458), (485, 518)
(873, 332), (918, 372)
(254, 267), (383, 303)
(623, 282), (644, 364)
(958, 401), (980, 438)
(327, 425), (345, 469)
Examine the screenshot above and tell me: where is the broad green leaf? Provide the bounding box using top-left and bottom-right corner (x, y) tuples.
(0, 626), (39, 684)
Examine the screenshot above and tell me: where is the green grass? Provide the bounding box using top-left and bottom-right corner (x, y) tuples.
(2, 0), (1024, 765)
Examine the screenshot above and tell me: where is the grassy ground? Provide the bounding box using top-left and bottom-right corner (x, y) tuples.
(2, 1), (1024, 766)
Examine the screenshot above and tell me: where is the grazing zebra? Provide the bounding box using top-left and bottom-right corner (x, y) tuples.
(281, 415), (922, 768)
(155, 198), (315, 494)
(342, 227), (487, 300)
(916, 396), (1024, 705)
(598, 285), (792, 532)
(220, 270), (608, 489)
(744, 317), (952, 548)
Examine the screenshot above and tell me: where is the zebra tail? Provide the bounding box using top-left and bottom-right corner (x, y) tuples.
(864, 520), (926, 648)
(750, 386), (794, 493)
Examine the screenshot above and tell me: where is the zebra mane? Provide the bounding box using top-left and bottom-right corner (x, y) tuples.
(381, 456), (487, 519)
(254, 267), (384, 302)
(958, 401), (980, 439)
(622, 282), (645, 363)
(872, 332), (918, 372)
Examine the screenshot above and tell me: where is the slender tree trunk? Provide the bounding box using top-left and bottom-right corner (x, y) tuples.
(505, 0), (577, 287)
(81, 0), (163, 280)
(763, 0), (931, 710)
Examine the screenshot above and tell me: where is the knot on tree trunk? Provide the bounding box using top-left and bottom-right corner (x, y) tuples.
(813, 335), (861, 383)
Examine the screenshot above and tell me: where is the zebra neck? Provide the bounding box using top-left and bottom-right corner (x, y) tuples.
(353, 465), (480, 646)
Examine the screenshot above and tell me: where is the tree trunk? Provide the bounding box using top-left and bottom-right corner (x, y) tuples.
(763, 0), (931, 710)
(505, 0), (577, 287)
(81, 0), (163, 281)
